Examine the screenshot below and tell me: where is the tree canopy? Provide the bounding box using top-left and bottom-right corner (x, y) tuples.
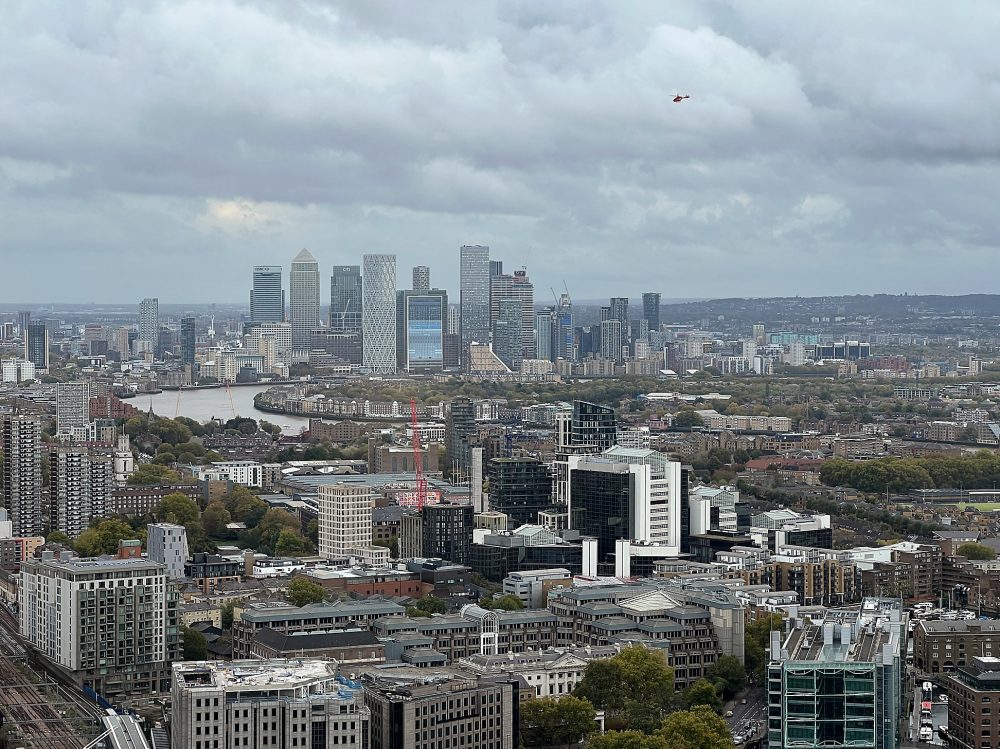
(706, 655), (746, 698)
(574, 647), (675, 732)
(957, 542), (996, 560)
(681, 679), (723, 714)
(286, 578), (327, 607)
(478, 594), (525, 611)
(520, 696), (598, 748)
(182, 626), (208, 661)
(744, 614), (783, 680)
(75, 518), (141, 557)
(155, 492), (200, 526)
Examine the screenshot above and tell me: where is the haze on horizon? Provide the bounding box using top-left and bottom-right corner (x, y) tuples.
(2, 1), (999, 304)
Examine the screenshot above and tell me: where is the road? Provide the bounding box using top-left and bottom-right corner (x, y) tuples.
(726, 686), (768, 745)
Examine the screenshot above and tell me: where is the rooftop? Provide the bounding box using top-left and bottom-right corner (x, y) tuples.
(173, 659), (347, 691)
(780, 598), (903, 665)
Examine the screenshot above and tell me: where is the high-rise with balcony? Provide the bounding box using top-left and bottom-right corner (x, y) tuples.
(362, 254), (397, 374)
(20, 551), (181, 697)
(180, 316), (196, 366)
(250, 265), (285, 323)
(289, 249), (320, 349)
(56, 381), (91, 433)
(318, 482), (376, 560)
(49, 446), (115, 538)
(2, 415), (43, 536)
(138, 298), (159, 350)
(460, 245), (490, 365)
(493, 299), (523, 371)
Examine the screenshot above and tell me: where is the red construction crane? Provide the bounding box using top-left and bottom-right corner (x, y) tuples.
(410, 398), (428, 510)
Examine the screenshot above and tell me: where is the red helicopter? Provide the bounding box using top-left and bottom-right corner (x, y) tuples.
(672, 94), (690, 103)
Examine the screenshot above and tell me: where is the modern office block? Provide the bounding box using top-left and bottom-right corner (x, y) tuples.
(250, 265), (284, 323)
(488, 458), (553, 527)
(447, 397), (477, 482)
(330, 265), (363, 332)
(361, 254), (397, 373)
(493, 298), (523, 370)
(642, 292), (661, 332)
(412, 265), (430, 292)
(180, 316), (196, 365)
(396, 289), (447, 372)
(289, 249), (321, 349)
(319, 483), (375, 559)
(24, 321), (49, 369)
(421, 504), (473, 564)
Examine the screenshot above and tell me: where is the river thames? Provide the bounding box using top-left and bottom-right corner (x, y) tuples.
(139, 384), (310, 433)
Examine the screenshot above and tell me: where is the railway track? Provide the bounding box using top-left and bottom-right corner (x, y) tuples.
(0, 604), (100, 749)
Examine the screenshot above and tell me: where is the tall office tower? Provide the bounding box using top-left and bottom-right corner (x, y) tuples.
(753, 322), (766, 345)
(609, 296), (630, 342)
(180, 317), (196, 365)
(489, 259), (503, 278)
(147, 523), (189, 580)
(2, 415), (43, 536)
(20, 552), (180, 698)
(250, 266), (285, 323)
(460, 245), (490, 363)
(493, 299), (523, 370)
(642, 292), (661, 333)
(567, 447), (684, 564)
(446, 304), (461, 335)
(139, 298), (159, 347)
(766, 598), (903, 749)
(156, 326), (174, 360)
(362, 254), (397, 374)
(318, 482), (375, 559)
(555, 292), (574, 361)
(396, 289), (447, 372)
(447, 397), (477, 482)
(534, 309), (554, 361)
(488, 457), (553, 526)
(24, 322), (49, 370)
(412, 265), (430, 292)
(49, 446), (114, 538)
(17, 310), (30, 335)
(289, 249), (320, 349)
(330, 265), (363, 332)
(172, 661), (369, 749)
(56, 381), (91, 433)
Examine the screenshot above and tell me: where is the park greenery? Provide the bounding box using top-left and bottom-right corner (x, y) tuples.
(820, 453), (1000, 493)
(582, 706), (734, 749)
(520, 696), (599, 748)
(956, 542), (997, 561)
(743, 614), (783, 680)
(477, 594), (525, 611)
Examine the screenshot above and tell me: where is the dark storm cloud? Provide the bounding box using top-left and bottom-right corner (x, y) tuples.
(2, 0), (1000, 302)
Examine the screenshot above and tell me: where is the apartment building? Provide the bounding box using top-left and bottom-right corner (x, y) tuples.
(19, 551), (180, 697)
(913, 620), (1000, 675)
(947, 656), (1000, 749)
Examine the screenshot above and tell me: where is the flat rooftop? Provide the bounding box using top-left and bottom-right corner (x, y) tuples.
(173, 659), (341, 690)
(781, 598), (903, 664)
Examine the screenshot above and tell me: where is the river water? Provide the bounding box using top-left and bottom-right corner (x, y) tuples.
(139, 384), (310, 434)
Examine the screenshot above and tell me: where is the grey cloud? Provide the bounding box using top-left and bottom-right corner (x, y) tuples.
(2, 0), (1000, 302)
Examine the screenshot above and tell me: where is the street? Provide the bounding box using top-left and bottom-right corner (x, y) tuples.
(726, 686), (768, 745)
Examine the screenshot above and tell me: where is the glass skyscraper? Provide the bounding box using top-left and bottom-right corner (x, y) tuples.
(289, 249), (320, 349)
(330, 265), (362, 333)
(642, 292), (661, 332)
(493, 298), (523, 370)
(396, 289), (447, 372)
(250, 266), (284, 323)
(459, 245), (490, 364)
(362, 254), (397, 374)
(180, 317), (196, 366)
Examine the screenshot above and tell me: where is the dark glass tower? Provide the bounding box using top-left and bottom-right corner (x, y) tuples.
(421, 504), (473, 564)
(180, 317), (196, 365)
(487, 458), (553, 526)
(330, 265), (363, 333)
(571, 401), (617, 451)
(642, 292), (661, 332)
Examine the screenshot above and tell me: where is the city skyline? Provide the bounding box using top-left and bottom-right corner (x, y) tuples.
(4, 3), (1000, 301)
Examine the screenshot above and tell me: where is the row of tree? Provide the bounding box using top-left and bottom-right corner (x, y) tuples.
(820, 453), (1000, 493)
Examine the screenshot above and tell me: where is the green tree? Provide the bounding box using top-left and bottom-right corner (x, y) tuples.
(128, 463), (180, 485)
(744, 614), (783, 680)
(201, 501), (232, 537)
(155, 492), (201, 526)
(957, 542), (997, 560)
(46, 530), (72, 547)
(221, 600), (235, 629)
(706, 655), (746, 698)
(682, 679), (723, 714)
(413, 595), (447, 614)
(574, 647), (675, 732)
(224, 485), (268, 527)
(274, 528), (312, 557)
(74, 519), (140, 557)
(587, 731), (667, 749)
(182, 626), (208, 661)
(656, 705), (734, 749)
(251, 509), (301, 555)
(520, 696), (598, 748)
(674, 410), (704, 428)
(479, 594), (525, 611)
(286, 578), (327, 607)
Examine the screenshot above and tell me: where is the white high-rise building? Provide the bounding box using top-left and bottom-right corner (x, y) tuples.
(56, 380), (91, 433)
(172, 660), (369, 749)
(412, 265), (430, 292)
(2, 415), (43, 537)
(147, 523), (189, 580)
(20, 552), (180, 697)
(362, 254), (397, 374)
(244, 321), (293, 361)
(138, 297), (159, 350)
(318, 482), (375, 559)
(289, 249), (321, 350)
(1, 358), (36, 383)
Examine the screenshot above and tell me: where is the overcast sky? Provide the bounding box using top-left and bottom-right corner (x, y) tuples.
(3, 1), (1000, 304)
